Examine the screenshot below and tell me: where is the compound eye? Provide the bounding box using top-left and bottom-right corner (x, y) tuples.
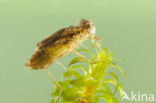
(86, 24), (91, 29)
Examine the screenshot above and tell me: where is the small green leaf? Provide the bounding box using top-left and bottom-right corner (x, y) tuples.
(101, 82), (113, 95)
(63, 70), (82, 78)
(68, 57), (88, 67)
(105, 76), (124, 99)
(108, 72), (119, 95)
(102, 47), (110, 55)
(107, 72), (119, 85)
(106, 79), (124, 100)
(70, 77), (86, 87)
(111, 64), (127, 78)
(95, 90), (119, 103)
(52, 81), (70, 96)
(94, 98), (99, 103)
(85, 77), (99, 86)
(69, 65), (89, 74)
(62, 87), (82, 100)
(50, 99), (55, 103)
(70, 76), (98, 87)
(118, 83), (124, 100)
(62, 101), (74, 103)
(104, 79), (115, 84)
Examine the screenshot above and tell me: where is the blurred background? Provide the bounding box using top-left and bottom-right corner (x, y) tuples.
(0, 0), (156, 103)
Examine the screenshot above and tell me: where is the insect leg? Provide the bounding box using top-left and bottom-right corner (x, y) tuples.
(79, 43), (89, 49)
(44, 68), (62, 89)
(72, 50), (90, 62)
(87, 36), (102, 48)
(87, 36), (102, 43)
(44, 68), (63, 102)
(55, 61), (67, 71)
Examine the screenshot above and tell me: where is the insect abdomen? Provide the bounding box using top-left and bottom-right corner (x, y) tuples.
(25, 49), (51, 69)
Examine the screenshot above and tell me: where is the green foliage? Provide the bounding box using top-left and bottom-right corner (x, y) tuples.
(51, 45), (126, 103)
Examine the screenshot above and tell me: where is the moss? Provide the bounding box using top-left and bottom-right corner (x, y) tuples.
(51, 43), (126, 103)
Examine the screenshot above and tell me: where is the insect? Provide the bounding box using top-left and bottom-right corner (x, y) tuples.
(25, 19), (101, 90)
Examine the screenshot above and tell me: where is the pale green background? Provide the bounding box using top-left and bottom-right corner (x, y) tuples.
(0, 0), (156, 103)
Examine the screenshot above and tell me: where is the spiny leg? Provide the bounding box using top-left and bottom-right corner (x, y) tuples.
(72, 50), (91, 62)
(44, 68), (62, 102)
(89, 36), (102, 42)
(88, 36), (102, 44)
(79, 43), (89, 49)
(87, 36), (102, 48)
(55, 61), (67, 71)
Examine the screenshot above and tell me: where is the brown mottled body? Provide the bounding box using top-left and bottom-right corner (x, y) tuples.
(26, 19), (96, 70)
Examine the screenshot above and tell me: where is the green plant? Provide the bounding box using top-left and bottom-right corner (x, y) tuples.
(51, 44), (126, 103)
